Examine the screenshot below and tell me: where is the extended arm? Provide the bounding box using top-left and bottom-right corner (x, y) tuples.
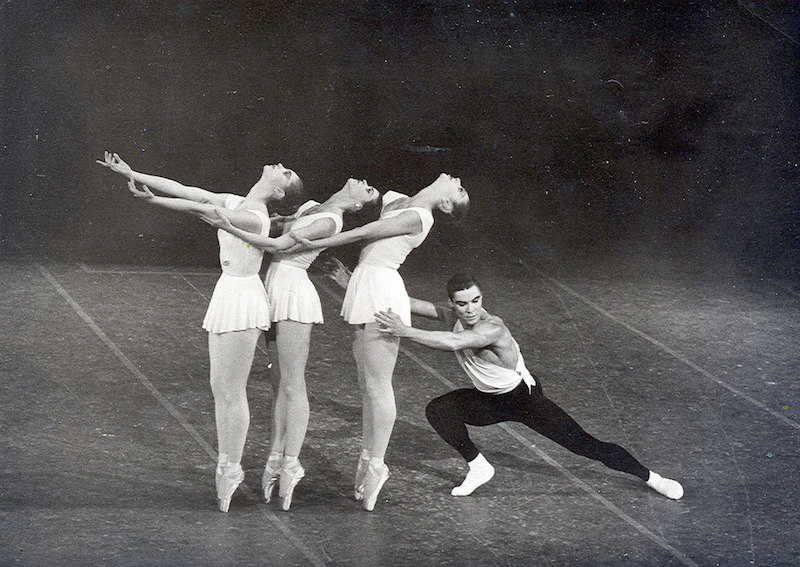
(205, 210), (337, 254)
(98, 152), (230, 206)
(292, 209), (422, 250)
(128, 181), (262, 232)
(375, 309), (502, 351)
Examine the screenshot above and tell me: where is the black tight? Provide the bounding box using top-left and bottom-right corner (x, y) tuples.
(425, 380), (650, 481)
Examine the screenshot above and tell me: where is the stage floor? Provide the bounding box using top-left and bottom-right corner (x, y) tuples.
(2, 240), (798, 566)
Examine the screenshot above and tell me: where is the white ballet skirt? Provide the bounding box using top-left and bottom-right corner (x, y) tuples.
(202, 195), (272, 334)
(265, 202), (342, 324)
(341, 191), (433, 326)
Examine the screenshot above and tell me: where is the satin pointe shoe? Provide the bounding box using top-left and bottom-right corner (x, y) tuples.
(262, 458), (282, 503)
(362, 463), (389, 512)
(278, 462), (305, 511)
(354, 456), (369, 501)
(217, 463), (245, 513)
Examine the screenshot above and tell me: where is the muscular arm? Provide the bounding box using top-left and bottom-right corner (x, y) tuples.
(375, 310), (503, 351)
(293, 209), (422, 250)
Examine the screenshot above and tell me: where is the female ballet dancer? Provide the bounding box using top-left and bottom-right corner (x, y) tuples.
(207, 178), (381, 510)
(97, 152), (303, 512)
(291, 173), (469, 511)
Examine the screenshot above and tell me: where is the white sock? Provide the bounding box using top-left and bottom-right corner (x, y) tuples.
(646, 471), (684, 500)
(451, 454), (495, 496)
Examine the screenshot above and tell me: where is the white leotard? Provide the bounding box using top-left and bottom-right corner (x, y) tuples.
(203, 194), (271, 333)
(265, 201), (343, 323)
(341, 191), (434, 326)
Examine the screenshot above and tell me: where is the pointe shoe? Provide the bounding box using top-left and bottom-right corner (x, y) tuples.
(362, 463), (389, 512)
(354, 456), (370, 501)
(278, 462), (305, 511)
(215, 463), (225, 495)
(217, 464), (245, 513)
(262, 458), (282, 503)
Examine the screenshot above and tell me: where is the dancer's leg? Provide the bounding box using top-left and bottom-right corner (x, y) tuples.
(352, 326), (371, 451)
(208, 328), (260, 464)
(275, 320), (312, 459)
(358, 323), (399, 510)
(208, 328), (260, 511)
(516, 383), (650, 480)
(360, 322), (399, 462)
(351, 325), (371, 500)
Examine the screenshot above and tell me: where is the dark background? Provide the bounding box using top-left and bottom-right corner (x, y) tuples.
(2, 1), (798, 279)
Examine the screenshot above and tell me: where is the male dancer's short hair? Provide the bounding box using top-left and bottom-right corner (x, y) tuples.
(447, 273), (480, 299)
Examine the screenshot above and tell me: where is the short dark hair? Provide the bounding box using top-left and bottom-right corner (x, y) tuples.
(447, 273), (480, 299)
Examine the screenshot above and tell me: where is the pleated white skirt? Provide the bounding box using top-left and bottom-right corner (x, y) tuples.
(202, 273), (271, 334)
(341, 263), (411, 325)
(264, 262), (323, 324)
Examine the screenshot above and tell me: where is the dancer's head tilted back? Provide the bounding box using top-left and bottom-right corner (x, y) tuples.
(248, 163), (304, 203)
(419, 173), (470, 225)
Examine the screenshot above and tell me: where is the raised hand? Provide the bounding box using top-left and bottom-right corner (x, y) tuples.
(323, 256), (352, 289)
(128, 179), (154, 200)
(97, 151), (134, 178)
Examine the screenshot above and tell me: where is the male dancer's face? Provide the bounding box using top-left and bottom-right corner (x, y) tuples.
(449, 285), (483, 328)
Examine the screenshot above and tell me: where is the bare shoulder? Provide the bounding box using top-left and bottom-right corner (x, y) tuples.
(472, 314), (507, 338)
(476, 313), (514, 344)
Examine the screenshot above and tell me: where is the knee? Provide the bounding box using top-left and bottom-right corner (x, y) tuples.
(281, 377), (308, 402)
(211, 378), (246, 405)
(425, 397), (445, 425)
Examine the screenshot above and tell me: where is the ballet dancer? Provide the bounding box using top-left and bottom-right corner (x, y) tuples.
(292, 173), (469, 510)
(206, 178), (381, 510)
(372, 273), (684, 499)
(97, 152), (304, 512)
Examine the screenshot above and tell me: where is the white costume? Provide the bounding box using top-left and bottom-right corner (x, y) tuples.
(202, 194), (271, 333)
(341, 191), (433, 326)
(453, 320), (536, 394)
(265, 201), (343, 323)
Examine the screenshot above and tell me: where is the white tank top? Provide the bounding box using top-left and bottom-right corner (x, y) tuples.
(272, 201), (343, 270)
(218, 194), (270, 277)
(453, 320), (536, 394)
(357, 191), (434, 270)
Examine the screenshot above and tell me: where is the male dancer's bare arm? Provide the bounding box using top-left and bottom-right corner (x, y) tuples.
(375, 309), (502, 351)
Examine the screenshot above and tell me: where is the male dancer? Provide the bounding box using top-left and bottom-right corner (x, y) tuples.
(373, 273), (684, 499)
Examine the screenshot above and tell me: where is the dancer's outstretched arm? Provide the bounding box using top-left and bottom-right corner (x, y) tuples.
(291, 209), (423, 250)
(204, 209), (338, 254)
(128, 181), (262, 233)
(98, 151), (230, 206)
(375, 308), (500, 351)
